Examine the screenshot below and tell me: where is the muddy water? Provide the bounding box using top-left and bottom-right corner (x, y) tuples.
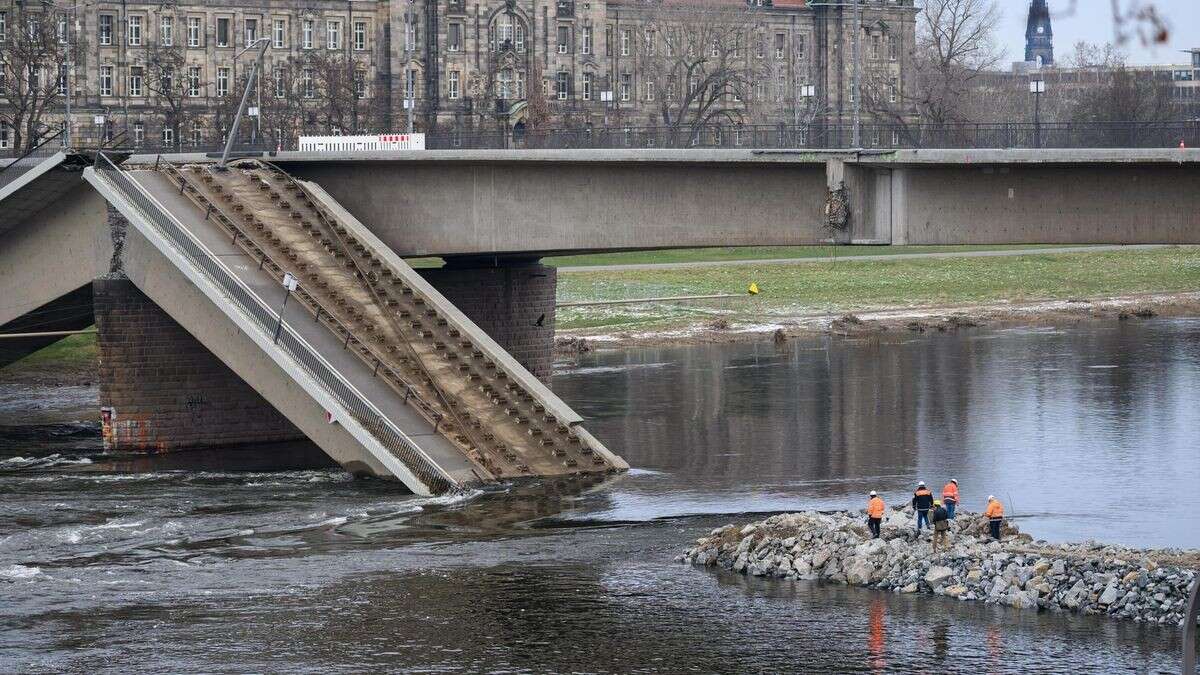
(1, 319), (1198, 673)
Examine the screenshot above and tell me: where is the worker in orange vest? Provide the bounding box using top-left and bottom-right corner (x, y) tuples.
(985, 495), (1005, 540)
(912, 481), (934, 532)
(942, 479), (960, 519)
(867, 491), (886, 539)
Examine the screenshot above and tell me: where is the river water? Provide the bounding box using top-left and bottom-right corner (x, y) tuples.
(1, 319), (1198, 673)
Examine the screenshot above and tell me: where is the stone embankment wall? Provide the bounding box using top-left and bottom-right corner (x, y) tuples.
(679, 508), (1198, 627)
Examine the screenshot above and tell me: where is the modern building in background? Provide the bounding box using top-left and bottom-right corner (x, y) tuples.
(0, 0), (917, 150)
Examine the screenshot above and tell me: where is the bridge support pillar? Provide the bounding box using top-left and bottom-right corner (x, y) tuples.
(92, 278), (317, 457)
(417, 259), (557, 382)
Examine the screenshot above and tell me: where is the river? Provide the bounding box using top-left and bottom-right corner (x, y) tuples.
(1, 319), (1197, 673)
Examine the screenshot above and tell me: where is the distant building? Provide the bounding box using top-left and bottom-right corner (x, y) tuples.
(1024, 0), (1054, 68)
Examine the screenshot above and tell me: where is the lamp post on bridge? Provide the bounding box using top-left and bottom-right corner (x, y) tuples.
(1029, 79), (1046, 149)
(218, 37), (272, 168)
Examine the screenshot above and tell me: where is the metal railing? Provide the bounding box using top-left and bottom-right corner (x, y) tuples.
(90, 152), (456, 494)
(0, 129), (66, 194)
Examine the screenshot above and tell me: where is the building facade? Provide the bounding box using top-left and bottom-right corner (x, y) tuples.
(0, 0), (916, 151)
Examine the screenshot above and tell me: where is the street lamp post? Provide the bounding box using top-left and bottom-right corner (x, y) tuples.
(1029, 79), (1046, 149)
(797, 84), (815, 147)
(218, 37), (271, 168)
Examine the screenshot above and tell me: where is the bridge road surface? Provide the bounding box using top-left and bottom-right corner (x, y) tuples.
(126, 169), (478, 481)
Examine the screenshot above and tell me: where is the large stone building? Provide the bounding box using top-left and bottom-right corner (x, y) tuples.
(0, 0), (916, 150)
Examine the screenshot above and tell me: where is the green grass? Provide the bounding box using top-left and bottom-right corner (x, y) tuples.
(8, 332), (99, 369)
(556, 247), (1200, 331)
(405, 245), (1090, 270)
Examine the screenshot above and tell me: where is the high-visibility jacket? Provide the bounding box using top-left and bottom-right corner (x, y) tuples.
(942, 483), (959, 503)
(912, 488), (933, 510)
(867, 496), (886, 518)
(985, 500), (1004, 519)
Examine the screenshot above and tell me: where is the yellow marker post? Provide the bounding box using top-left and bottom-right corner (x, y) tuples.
(748, 283), (760, 295)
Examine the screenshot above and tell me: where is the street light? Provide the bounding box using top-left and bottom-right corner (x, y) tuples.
(1029, 79), (1046, 149)
(218, 37), (271, 168)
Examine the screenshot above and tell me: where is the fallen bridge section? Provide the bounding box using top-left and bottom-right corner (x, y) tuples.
(83, 155), (623, 494)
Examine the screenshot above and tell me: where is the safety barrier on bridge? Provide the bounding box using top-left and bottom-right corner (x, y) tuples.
(88, 152), (458, 494)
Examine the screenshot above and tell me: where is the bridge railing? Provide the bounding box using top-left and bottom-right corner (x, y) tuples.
(90, 152), (457, 494)
(0, 129), (65, 194)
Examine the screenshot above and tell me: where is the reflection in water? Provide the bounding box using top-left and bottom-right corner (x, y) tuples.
(0, 319), (1197, 672)
(554, 319), (1200, 548)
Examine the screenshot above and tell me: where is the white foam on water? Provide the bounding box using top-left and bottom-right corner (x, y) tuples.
(1, 564), (42, 579)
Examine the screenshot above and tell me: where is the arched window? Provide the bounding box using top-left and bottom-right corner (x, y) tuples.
(489, 14), (527, 52)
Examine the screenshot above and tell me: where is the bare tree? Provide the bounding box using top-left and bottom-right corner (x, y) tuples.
(143, 41), (207, 151)
(630, 0), (765, 144)
(259, 57), (311, 149)
(1068, 64), (1174, 125)
(304, 50), (380, 134)
(0, 4), (75, 152)
(906, 0), (1003, 126)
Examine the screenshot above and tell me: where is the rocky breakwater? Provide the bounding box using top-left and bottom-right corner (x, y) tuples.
(679, 508), (1199, 627)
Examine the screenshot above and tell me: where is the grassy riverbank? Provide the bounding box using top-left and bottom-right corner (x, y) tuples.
(556, 246), (1200, 332)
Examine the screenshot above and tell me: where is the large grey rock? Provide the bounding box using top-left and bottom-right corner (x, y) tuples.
(925, 566), (955, 587)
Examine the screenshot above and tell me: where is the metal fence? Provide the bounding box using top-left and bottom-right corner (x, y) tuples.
(0, 129), (65, 194)
(91, 153), (456, 494)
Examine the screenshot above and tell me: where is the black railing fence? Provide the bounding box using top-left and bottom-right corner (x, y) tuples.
(66, 120), (1200, 156)
(0, 129), (66, 193)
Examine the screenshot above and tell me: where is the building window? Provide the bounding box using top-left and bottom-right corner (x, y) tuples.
(273, 67), (285, 97)
(448, 23), (461, 51)
(619, 72), (630, 101)
(645, 29), (655, 56)
(774, 33), (784, 59)
(515, 69), (524, 98)
(245, 18), (258, 46)
(302, 19), (313, 49)
(497, 68), (512, 98)
(191, 128), (202, 146)
(582, 71), (592, 100)
(871, 34), (880, 60)
(889, 76), (898, 103)
(605, 25), (611, 56)
(273, 19), (286, 48)
(620, 29), (629, 56)
(557, 25), (569, 54)
(0, 12), (6, 43)
(162, 127), (174, 146)
(0, 123), (8, 150)
(160, 16), (173, 46)
(644, 80), (653, 101)
(159, 66), (173, 92)
(129, 66), (144, 96)
(556, 70), (569, 99)
(133, 122), (144, 145)
(327, 20), (341, 50)
(776, 71), (785, 101)
(100, 65), (113, 96)
(405, 15), (416, 50)
(448, 70), (460, 99)
(354, 69), (366, 98)
(354, 21), (366, 50)
(515, 23), (525, 52)
(127, 15), (142, 46)
(216, 66), (229, 96)
(581, 26), (592, 55)
(302, 68), (314, 98)
(216, 17), (230, 47)
(888, 35), (896, 61)
(187, 66), (200, 96)
(99, 14), (113, 45)
(187, 17), (201, 47)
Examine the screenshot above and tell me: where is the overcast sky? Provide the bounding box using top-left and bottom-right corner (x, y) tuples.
(996, 0), (1199, 66)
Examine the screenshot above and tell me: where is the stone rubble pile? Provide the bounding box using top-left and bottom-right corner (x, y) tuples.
(678, 508), (1198, 627)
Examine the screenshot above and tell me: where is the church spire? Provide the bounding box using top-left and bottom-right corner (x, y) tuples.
(1025, 0), (1054, 67)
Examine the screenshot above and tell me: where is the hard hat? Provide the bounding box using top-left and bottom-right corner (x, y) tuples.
(988, 495), (995, 501)
(934, 500), (942, 506)
(869, 490), (877, 497)
(951, 479), (958, 484)
(918, 481), (926, 487)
